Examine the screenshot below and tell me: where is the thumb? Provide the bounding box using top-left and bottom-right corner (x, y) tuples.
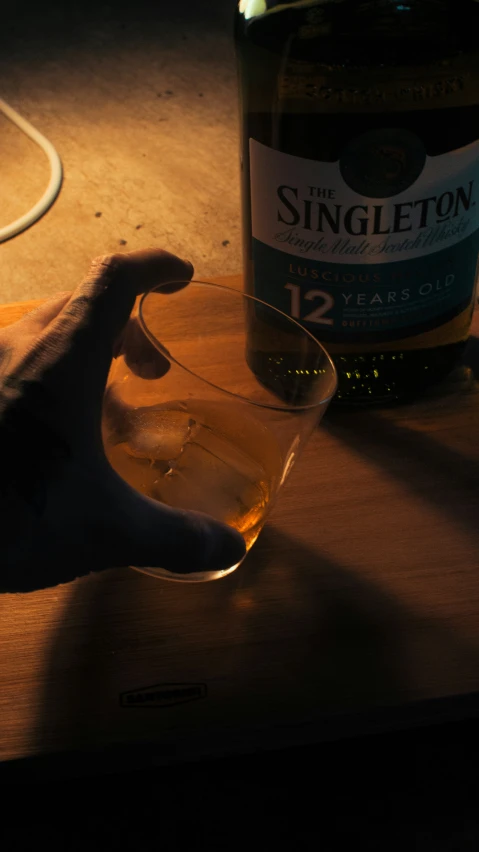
(102, 469), (247, 577)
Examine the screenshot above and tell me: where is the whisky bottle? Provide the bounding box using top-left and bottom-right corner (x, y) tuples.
(235, 0), (479, 404)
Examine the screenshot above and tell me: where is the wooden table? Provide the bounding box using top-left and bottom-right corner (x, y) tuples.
(1, 279), (479, 773)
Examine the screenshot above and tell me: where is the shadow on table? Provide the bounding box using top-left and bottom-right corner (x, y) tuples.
(32, 520), (479, 771)
(324, 334), (479, 541)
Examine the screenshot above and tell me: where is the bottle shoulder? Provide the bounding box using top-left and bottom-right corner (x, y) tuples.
(236, 0), (479, 68)
(236, 1), (479, 114)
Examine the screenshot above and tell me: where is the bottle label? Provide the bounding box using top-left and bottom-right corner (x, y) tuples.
(250, 133), (479, 343)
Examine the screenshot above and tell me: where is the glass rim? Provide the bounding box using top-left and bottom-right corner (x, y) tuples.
(138, 279), (338, 413)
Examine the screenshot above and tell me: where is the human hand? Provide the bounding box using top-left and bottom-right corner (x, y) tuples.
(0, 249), (246, 592)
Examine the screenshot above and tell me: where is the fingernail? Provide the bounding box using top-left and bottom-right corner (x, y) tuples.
(138, 361), (157, 379)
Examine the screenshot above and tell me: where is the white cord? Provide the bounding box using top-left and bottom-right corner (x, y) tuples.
(0, 98), (63, 243)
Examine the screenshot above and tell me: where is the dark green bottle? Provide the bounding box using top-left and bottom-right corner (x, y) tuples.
(235, 0), (479, 404)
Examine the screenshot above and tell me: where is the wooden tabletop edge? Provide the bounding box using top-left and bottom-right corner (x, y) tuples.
(0, 274), (243, 330)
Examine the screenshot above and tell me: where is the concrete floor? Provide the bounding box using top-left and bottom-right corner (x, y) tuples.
(0, 1), (242, 301)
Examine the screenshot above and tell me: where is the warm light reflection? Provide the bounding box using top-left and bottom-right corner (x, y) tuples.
(239, 0), (322, 21)
(239, 0), (267, 20)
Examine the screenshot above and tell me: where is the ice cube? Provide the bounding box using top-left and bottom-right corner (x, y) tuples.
(126, 409), (198, 461)
(152, 423), (267, 526)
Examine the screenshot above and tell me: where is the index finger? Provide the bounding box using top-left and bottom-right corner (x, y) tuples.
(12, 250), (194, 415)
(61, 249), (194, 350)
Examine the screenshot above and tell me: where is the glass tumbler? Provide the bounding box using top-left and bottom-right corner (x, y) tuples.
(102, 280), (337, 581)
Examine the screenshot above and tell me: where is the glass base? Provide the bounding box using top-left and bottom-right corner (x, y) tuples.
(131, 559), (243, 583)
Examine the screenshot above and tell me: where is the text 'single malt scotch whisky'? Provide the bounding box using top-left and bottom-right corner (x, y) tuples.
(235, 0), (479, 403)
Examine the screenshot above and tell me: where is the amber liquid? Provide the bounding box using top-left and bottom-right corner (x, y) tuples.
(103, 398), (284, 551)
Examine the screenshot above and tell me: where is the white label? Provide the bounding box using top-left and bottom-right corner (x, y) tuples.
(250, 136), (479, 265)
